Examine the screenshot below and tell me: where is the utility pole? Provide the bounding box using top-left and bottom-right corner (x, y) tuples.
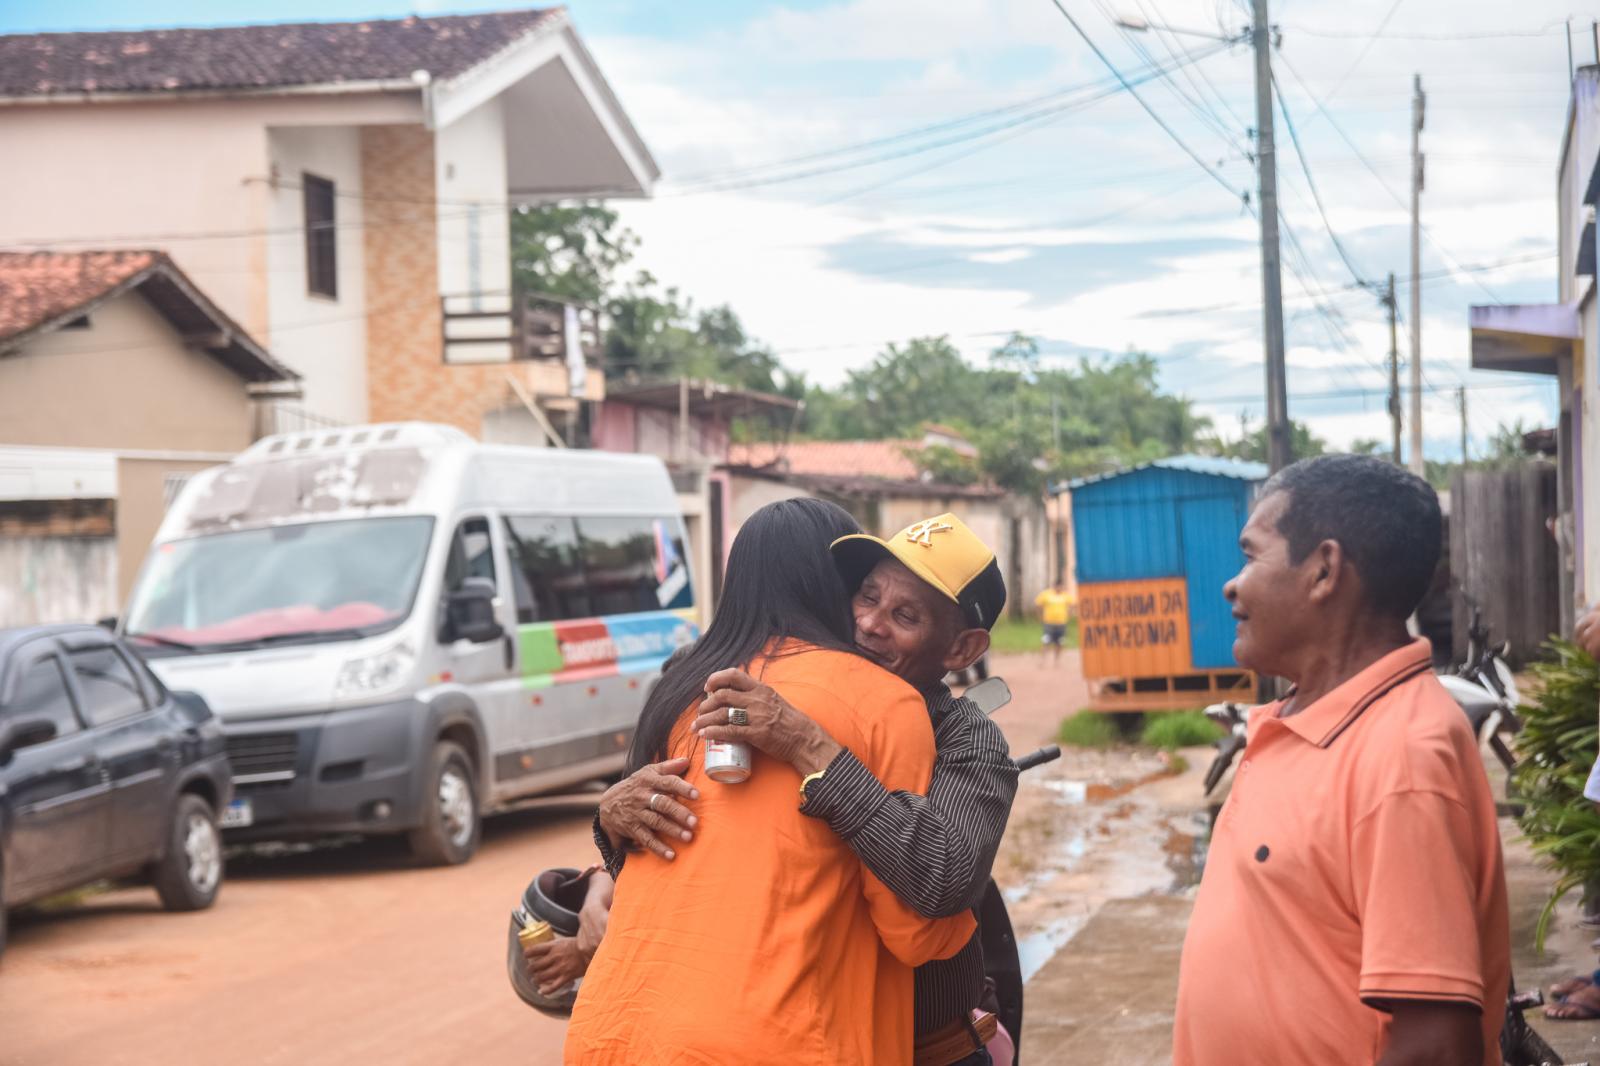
(1384, 273), (1401, 464)
(1408, 74), (1425, 476)
(1252, 0), (1290, 472)
(1458, 387), (1469, 464)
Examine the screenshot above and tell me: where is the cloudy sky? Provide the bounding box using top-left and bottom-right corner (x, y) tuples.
(5, 0), (1581, 458)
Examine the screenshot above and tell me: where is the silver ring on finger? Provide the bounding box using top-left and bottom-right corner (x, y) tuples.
(649, 792), (661, 812)
(728, 707), (750, 727)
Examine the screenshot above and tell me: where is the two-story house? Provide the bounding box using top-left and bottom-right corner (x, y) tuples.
(0, 7), (656, 439)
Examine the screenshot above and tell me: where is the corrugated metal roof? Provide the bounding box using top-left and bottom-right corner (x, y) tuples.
(1063, 454), (1269, 490)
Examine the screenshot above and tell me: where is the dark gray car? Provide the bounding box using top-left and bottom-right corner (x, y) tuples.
(0, 624), (232, 960)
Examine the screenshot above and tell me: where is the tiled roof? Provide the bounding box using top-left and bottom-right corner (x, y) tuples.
(729, 440), (924, 481)
(0, 8), (562, 98)
(0, 250), (294, 383)
(0, 250), (156, 340)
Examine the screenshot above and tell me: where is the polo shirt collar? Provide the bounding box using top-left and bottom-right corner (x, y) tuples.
(1273, 639), (1433, 748)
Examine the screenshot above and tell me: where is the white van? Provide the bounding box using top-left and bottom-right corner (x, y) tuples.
(119, 423), (696, 865)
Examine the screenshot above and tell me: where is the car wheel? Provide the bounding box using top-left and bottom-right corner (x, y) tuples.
(152, 792), (224, 911)
(407, 740), (480, 867)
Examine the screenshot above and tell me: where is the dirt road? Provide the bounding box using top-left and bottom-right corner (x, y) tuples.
(0, 797), (596, 1066)
(0, 651), (1112, 1066)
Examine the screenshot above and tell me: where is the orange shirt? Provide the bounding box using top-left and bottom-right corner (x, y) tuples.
(564, 644), (976, 1066)
(1173, 640), (1509, 1066)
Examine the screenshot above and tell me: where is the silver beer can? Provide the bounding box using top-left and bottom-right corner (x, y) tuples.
(704, 739), (752, 783)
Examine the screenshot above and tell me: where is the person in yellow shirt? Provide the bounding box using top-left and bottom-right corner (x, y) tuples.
(1035, 578), (1075, 664)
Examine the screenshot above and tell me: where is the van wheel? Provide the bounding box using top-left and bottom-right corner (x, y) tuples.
(153, 793), (223, 911)
(408, 740), (480, 866)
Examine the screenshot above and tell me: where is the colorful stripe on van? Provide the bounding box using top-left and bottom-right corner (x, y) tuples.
(518, 610), (699, 689)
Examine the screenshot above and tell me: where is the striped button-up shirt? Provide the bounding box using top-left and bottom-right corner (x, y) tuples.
(595, 683), (1018, 1038)
(800, 683), (1018, 1036)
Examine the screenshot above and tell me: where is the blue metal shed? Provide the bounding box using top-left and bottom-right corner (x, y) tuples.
(1068, 456), (1267, 671)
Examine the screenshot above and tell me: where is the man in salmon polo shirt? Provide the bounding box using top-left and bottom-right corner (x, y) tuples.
(1173, 454), (1509, 1066)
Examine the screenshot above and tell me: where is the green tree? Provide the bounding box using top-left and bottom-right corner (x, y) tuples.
(1201, 417), (1326, 464)
(509, 202), (637, 305)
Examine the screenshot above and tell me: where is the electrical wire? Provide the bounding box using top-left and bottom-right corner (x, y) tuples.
(1273, 49), (1513, 305)
(1043, 0), (1252, 207)
(1317, 0), (1407, 105)
(1272, 69), (1372, 288)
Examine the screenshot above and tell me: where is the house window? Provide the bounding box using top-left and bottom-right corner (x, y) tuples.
(303, 173), (337, 299)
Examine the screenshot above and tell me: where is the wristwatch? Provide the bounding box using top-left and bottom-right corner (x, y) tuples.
(799, 767), (827, 803)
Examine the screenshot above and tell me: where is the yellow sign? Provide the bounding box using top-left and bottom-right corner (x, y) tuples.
(1078, 577), (1193, 679)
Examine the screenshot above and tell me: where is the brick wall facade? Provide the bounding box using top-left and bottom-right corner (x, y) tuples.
(361, 124), (556, 436)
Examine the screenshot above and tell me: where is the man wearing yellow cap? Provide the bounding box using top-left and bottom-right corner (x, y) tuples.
(593, 512), (1019, 1066)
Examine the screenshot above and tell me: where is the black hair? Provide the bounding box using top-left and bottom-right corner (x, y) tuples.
(626, 497), (865, 773)
(1261, 454), (1442, 620)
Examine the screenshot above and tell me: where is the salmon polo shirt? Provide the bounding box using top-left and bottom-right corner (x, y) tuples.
(1173, 640), (1509, 1066)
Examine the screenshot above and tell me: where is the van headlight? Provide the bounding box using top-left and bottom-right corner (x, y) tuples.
(334, 643), (415, 703)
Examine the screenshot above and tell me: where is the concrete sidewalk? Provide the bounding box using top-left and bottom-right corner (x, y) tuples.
(1019, 815), (1600, 1064)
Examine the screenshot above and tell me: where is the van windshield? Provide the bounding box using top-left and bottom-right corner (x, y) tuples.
(124, 516), (435, 654)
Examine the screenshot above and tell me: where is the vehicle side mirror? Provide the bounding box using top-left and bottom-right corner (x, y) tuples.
(444, 577), (505, 644)
(96, 616), (118, 631)
(965, 677), (1011, 716)
(0, 715), (58, 759)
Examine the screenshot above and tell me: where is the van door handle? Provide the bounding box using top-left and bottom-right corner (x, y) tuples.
(51, 755), (93, 774)
(502, 634), (516, 671)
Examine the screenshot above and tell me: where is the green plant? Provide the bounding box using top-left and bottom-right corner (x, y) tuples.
(1058, 712), (1119, 748)
(1140, 711), (1224, 750)
(1512, 639), (1600, 950)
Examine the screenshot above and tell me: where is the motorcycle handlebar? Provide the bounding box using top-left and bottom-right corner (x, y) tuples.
(1015, 745), (1061, 772)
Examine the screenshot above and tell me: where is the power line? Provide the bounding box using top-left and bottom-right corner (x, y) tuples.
(665, 42), (1237, 199)
(668, 68), (1154, 188)
(1318, 0), (1407, 104)
(1273, 49), (1511, 305)
(1188, 377), (1549, 405)
(1095, 0), (1253, 159)
(1134, 249), (1555, 317)
(1282, 21), (1566, 40)
(1043, 0), (1252, 207)
(1272, 70), (1371, 288)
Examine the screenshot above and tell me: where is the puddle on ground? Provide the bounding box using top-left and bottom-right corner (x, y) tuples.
(1017, 917), (1089, 983)
(1040, 779), (1088, 803)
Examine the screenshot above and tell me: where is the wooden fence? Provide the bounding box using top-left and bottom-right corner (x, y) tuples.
(1450, 462), (1560, 667)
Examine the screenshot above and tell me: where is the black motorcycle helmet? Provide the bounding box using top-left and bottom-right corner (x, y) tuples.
(507, 867), (592, 1015)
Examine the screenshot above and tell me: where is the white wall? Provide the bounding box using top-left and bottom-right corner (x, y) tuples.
(0, 536), (118, 626)
(267, 125), (370, 424)
(0, 93), (421, 425)
(435, 95), (514, 362)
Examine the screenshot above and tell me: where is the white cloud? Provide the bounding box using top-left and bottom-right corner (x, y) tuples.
(585, 0), (1576, 449)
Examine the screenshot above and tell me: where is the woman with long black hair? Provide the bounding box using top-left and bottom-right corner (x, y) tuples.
(564, 498), (974, 1065)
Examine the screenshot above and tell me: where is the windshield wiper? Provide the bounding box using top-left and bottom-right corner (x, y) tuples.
(124, 631), (201, 651)
(209, 626), (382, 651)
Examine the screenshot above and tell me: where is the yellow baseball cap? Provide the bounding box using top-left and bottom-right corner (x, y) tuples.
(830, 512), (1008, 631)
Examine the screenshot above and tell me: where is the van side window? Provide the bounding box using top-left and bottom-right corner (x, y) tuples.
(502, 516), (591, 623)
(578, 516), (694, 616)
(4, 654), (81, 740)
(445, 517), (497, 591)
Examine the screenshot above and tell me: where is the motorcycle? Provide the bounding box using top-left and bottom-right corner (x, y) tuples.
(506, 675), (1061, 1066)
(1437, 605), (1524, 785)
